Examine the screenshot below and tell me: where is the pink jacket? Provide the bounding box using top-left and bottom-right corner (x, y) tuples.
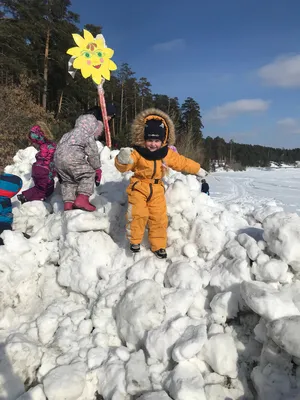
(29, 125), (56, 178)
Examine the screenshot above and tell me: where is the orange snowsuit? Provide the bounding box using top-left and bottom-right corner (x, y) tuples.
(115, 148), (200, 251)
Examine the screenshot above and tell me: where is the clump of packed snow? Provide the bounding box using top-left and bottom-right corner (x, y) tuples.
(1, 144), (300, 400)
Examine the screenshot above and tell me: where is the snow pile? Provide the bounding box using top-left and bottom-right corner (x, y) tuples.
(1, 144), (300, 399)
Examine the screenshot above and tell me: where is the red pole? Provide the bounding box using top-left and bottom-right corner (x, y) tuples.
(97, 84), (111, 148)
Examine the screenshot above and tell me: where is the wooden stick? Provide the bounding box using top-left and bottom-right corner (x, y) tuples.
(97, 84), (111, 148)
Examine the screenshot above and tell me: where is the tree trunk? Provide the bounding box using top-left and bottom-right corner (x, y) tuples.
(119, 82), (124, 134)
(111, 92), (115, 138)
(56, 90), (64, 117)
(42, 26), (50, 110)
(134, 85), (137, 117)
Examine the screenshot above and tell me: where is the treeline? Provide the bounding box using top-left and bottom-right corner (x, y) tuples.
(0, 0), (299, 171)
(204, 137), (300, 168)
(0, 0), (204, 168)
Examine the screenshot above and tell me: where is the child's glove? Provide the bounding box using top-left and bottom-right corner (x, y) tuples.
(95, 169), (102, 186)
(196, 168), (208, 178)
(117, 148), (133, 165)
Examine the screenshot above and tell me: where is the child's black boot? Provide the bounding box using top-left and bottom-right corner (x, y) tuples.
(153, 249), (167, 259)
(17, 194), (27, 204)
(130, 244), (140, 253)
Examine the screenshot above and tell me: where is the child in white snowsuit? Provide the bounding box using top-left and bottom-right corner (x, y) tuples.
(54, 114), (103, 212)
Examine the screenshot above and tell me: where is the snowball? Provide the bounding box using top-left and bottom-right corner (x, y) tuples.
(183, 243), (198, 258)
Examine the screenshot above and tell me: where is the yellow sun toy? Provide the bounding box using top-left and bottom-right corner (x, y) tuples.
(66, 29), (117, 148)
(67, 29), (117, 85)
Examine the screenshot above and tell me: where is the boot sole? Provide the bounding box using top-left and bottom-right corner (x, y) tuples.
(73, 206), (95, 212)
(153, 251), (167, 259)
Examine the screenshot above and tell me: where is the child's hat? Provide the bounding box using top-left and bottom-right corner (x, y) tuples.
(28, 125), (46, 144)
(144, 117), (166, 142)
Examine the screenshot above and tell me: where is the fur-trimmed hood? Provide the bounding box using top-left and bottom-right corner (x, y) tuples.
(131, 108), (175, 147)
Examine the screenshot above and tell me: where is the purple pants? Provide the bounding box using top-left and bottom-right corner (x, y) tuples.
(22, 165), (54, 201)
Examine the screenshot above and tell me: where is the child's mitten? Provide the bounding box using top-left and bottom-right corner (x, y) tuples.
(95, 169), (102, 186)
(117, 148), (134, 165)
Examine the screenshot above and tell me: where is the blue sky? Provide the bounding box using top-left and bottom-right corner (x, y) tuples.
(71, 0), (300, 148)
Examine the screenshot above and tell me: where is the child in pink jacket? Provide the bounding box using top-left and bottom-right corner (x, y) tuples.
(18, 125), (56, 203)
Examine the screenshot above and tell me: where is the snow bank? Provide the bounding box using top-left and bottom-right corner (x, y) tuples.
(1, 144), (300, 399)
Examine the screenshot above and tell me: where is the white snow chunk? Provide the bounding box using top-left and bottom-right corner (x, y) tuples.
(251, 364), (299, 400)
(57, 231), (118, 298)
(237, 232), (261, 261)
(0, 333), (43, 400)
(263, 211), (300, 272)
(164, 289), (195, 320)
(64, 209), (109, 233)
(115, 280), (165, 349)
(165, 262), (203, 292)
(16, 385), (46, 400)
(137, 391), (172, 400)
(116, 346), (130, 362)
(183, 243), (198, 258)
(146, 317), (204, 364)
(254, 318), (268, 343)
(207, 324), (224, 338)
(210, 258), (251, 292)
(87, 347), (108, 370)
(164, 360), (206, 400)
(210, 291), (239, 320)
(267, 316), (300, 358)
(188, 291), (208, 319)
(97, 354), (127, 399)
(241, 281), (300, 320)
(125, 350), (152, 395)
(191, 221), (227, 261)
(223, 239), (247, 260)
(252, 258), (289, 283)
(253, 203), (284, 223)
(126, 256), (156, 282)
(172, 324), (207, 362)
(43, 362), (87, 400)
(200, 333), (238, 378)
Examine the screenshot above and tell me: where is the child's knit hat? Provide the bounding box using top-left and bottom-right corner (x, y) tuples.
(28, 125), (47, 145)
(144, 119), (166, 141)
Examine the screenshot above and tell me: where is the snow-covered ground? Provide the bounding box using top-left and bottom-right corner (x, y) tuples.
(213, 168), (300, 214)
(1, 144), (300, 400)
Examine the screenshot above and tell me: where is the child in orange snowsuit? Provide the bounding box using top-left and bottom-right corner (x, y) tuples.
(115, 108), (207, 259)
